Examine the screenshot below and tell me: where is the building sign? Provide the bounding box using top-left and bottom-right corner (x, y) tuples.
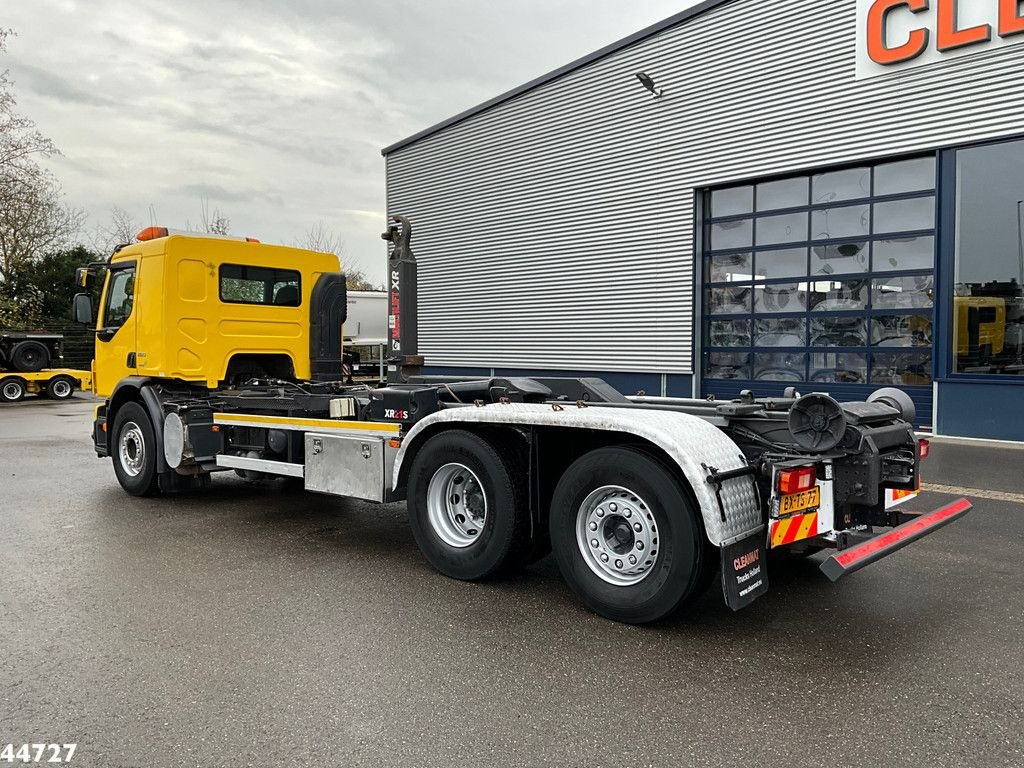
(857, 0), (1024, 78)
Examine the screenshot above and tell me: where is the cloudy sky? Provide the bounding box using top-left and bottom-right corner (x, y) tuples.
(6, 0), (699, 283)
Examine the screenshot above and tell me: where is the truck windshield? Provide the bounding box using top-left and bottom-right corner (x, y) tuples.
(103, 267), (135, 329)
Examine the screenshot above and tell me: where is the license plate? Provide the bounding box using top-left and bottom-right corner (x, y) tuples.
(779, 487), (820, 516)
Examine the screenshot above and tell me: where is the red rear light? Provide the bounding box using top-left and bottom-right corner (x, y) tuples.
(245, 237), (260, 243)
(918, 438), (930, 459)
(778, 466), (817, 495)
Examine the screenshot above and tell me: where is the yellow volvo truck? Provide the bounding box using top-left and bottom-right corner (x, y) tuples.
(73, 218), (972, 625)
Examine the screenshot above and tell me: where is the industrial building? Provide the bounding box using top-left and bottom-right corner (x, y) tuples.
(383, 0), (1024, 441)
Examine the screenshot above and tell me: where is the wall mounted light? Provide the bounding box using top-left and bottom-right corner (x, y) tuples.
(635, 72), (664, 98)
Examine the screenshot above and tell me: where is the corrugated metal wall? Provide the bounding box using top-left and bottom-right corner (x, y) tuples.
(385, 0), (1024, 374)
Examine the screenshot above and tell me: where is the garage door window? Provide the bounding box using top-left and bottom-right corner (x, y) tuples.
(703, 156), (936, 387)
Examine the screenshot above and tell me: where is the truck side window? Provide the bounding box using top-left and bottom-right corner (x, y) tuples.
(103, 267), (136, 329)
(219, 264), (301, 306)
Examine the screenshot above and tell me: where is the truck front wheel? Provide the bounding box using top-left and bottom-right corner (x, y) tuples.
(407, 429), (529, 581)
(549, 447), (714, 624)
(111, 401), (160, 496)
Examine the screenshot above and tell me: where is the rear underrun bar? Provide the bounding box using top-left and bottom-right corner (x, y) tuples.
(819, 498), (974, 582)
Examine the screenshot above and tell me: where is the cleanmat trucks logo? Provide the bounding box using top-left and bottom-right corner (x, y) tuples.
(856, 0), (1024, 78)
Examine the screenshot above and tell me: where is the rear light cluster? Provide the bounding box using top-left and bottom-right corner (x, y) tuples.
(918, 438), (930, 459)
(777, 466), (817, 495)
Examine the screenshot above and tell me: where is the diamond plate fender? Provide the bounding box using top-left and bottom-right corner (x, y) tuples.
(392, 403), (762, 546)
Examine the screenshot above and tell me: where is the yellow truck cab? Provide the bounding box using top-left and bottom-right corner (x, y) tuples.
(86, 228), (343, 397)
(73, 226), (349, 495)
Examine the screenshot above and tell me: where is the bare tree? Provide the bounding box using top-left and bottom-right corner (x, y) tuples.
(0, 166), (84, 284)
(300, 220), (345, 257)
(0, 29), (57, 181)
(92, 205), (138, 253)
(297, 221), (379, 290)
(198, 197), (230, 235)
(343, 266), (380, 292)
(0, 28), (82, 287)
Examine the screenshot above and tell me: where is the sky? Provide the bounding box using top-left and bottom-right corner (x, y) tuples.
(4, 0), (700, 284)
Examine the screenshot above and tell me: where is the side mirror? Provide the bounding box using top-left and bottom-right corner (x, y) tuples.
(75, 267), (94, 289)
(72, 292), (94, 325)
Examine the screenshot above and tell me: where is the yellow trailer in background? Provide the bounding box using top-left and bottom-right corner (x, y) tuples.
(0, 368), (93, 402)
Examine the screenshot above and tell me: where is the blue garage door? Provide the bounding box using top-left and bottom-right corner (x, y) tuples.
(701, 156), (936, 428)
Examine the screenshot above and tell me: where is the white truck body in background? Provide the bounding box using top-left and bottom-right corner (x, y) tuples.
(344, 291), (387, 346)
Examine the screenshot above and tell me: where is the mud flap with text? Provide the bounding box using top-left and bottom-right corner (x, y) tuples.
(721, 529), (768, 611)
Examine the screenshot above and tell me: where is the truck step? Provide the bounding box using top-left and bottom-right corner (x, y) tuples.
(216, 454), (305, 478)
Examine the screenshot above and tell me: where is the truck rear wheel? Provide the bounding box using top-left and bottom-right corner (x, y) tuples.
(0, 377), (26, 402)
(407, 429), (529, 581)
(549, 447), (713, 624)
(45, 375), (76, 401)
(10, 341), (48, 372)
(111, 401), (160, 496)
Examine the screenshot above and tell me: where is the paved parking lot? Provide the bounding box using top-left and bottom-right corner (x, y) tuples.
(2, 396), (1023, 767)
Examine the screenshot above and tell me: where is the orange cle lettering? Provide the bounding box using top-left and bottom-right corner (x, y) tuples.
(1000, 0), (1024, 37)
(867, 0), (931, 65)
(937, 0), (992, 51)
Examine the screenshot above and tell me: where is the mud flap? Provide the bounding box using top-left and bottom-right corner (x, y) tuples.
(721, 528), (768, 611)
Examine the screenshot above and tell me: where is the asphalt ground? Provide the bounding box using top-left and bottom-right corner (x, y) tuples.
(1, 396), (1023, 768)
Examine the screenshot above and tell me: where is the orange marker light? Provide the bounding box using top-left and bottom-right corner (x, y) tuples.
(136, 226), (169, 241)
(388, 439), (401, 449)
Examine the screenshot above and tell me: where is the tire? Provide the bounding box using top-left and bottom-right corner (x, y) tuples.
(10, 341), (49, 373)
(407, 429), (529, 581)
(0, 377), (26, 402)
(549, 447), (714, 624)
(45, 375), (76, 401)
(111, 401), (160, 496)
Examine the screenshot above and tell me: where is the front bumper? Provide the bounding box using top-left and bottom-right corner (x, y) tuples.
(93, 404), (109, 457)
(819, 498), (973, 582)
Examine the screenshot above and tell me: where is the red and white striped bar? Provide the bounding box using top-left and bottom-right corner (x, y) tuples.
(820, 498), (973, 583)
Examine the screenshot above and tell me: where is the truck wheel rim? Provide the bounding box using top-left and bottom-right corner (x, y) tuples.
(119, 422), (146, 477)
(2, 381), (22, 400)
(51, 380), (71, 398)
(426, 462), (487, 548)
(576, 485), (659, 586)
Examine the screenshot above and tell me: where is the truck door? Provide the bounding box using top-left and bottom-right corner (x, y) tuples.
(94, 264), (138, 397)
